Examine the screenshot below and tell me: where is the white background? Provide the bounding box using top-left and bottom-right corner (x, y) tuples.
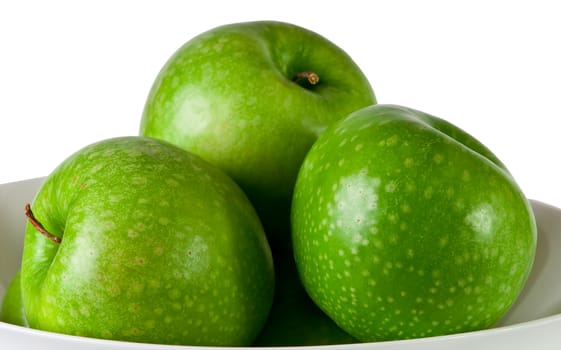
(1, 1), (560, 209)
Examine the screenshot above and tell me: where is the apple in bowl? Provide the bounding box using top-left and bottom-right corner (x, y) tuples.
(291, 104), (537, 341)
(6, 136), (275, 346)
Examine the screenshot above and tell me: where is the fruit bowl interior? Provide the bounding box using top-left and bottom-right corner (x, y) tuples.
(1, 177), (561, 349)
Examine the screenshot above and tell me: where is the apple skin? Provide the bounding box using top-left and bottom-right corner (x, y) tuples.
(1, 271), (29, 327)
(291, 104), (537, 341)
(253, 250), (356, 346)
(140, 20), (376, 246)
(20, 136), (274, 346)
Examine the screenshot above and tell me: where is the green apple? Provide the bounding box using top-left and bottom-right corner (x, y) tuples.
(253, 250), (356, 346)
(1, 271), (28, 327)
(291, 104), (537, 342)
(140, 20), (376, 246)
(20, 136), (274, 346)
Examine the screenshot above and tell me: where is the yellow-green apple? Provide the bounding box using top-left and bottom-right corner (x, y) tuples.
(20, 136), (274, 346)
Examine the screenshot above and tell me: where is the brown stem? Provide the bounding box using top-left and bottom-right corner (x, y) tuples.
(292, 71), (320, 86)
(24, 204), (61, 244)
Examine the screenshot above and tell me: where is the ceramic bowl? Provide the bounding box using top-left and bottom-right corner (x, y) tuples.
(1, 178), (561, 349)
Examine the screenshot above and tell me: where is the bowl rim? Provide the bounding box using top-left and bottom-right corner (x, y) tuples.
(1, 310), (561, 349)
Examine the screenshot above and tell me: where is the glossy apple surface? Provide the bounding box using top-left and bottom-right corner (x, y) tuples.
(292, 104), (537, 341)
(20, 136), (274, 346)
(140, 20), (376, 245)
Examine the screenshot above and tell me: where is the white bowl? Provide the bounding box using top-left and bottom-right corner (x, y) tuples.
(1, 177), (561, 349)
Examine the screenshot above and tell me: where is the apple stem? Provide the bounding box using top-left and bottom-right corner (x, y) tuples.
(293, 71), (320, 86)
(24, 204), (61, 244)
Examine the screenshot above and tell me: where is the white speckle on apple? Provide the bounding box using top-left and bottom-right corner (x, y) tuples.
(246, 96), (257, 105)
(108, 194), (124, 203)
(386, 134), (400, 146)
(148, 279), (160, 289)
(158, 217), (170, 225)
(385, 181), (396, 193)
(355, 143), (364, 151)
(405, 182), (416, 192)
(446, 187), (455, 197)
(128, 229), (138, 238)
(462, 169), (471, 181)
(424, 187), (434, 199)
(131, 176), (147, 185)
(102, 220), (117, 231)
(79, 305), (90, 317)
(404, 249), (414, 259)
(128, 303), (141, 313)
(166, 178), (179, 187)
(401, 204), (411, 213)
(170, 76), (180, 89)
